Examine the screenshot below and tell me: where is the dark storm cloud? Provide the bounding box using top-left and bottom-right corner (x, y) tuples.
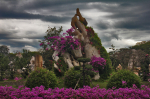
(41, 16), (71, 23)
(96, 22), (109, 30)
(0, 38), (41, 49)
(0, 0), (149, 53)
(114, 19), (150, 30)
(0, 32), (14, 39)
(0, 29), (20, 39)
(100, 31), (121, 42)
(0, 4), (71, 23)
(104, 1), (150, 30)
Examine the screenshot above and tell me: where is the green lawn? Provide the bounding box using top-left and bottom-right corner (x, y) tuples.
(1, 76), (150, 90)
(0, 71), (150, 90)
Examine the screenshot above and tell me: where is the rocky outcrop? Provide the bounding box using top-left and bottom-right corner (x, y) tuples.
(128, 49), (141, 70)
(51, 8), (101, 80)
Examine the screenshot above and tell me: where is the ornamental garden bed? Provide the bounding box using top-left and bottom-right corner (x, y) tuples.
(0, 71), (150, 99)
(1, 78), (150, 98)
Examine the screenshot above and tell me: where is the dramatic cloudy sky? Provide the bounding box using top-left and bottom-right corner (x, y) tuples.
(0, 0), (150, 54)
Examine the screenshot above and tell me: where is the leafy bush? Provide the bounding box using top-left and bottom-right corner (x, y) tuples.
(106, 69), (142, 90)
(25, 67), (58, 90)
(64, 67), (91, 89)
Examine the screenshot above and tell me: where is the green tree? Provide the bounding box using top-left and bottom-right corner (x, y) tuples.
(130, 40), (150, 55)
(0, 53), (10, 81)
(11, 49), (33, 79)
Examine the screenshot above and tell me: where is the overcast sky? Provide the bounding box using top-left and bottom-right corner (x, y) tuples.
(0, 0), (150, 54)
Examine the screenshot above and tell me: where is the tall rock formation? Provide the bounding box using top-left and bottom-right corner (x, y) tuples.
(51, 8), (112, 80)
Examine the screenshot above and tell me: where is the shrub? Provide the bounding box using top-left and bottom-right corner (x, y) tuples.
(25, 67), (58, 90)
(64, 67), (91, 89)
(106, 69), (142, 90)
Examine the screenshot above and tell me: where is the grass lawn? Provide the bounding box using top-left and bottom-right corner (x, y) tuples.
(0, 73), (150, 91)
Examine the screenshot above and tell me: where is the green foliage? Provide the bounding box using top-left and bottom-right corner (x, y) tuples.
(13, 57), (30, 72)
(106, 69), (142, 90)
(109, 56), (121, 72)
(64, 68), (91, 89)
(85, 26), (113, 80)
(74, 66), (81, 70)
(21, 65), (32, 79)
(41, 48), (56, 71)
(8, 53), (16, 61)
(25, 67), (58, 90)
(53, 57), (68, 77)
(0, 53), (10, 81)
(130, 40), (150, 55)
(81, 65), (98, 78)
(99, 46), (113, 80)
(77, 58), (91, 62)
(140, 55), (150, 81)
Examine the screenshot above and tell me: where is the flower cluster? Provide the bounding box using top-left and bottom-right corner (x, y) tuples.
(66, 27), (75, 36)
(39, 27), (81, 54)
(90, 55), (106, 70)
(49, 35), (81, 53)
(146, 54), (149, 57)
(14, 77), (22, 81)
(3, 77), (22, 81)
(122, 79), (127, 86)
(0, 84), (150, 98)
(39, 27), (77, 51)
(3, 78), (8, 81)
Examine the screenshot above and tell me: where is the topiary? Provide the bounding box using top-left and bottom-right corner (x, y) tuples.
(64, 67), (91, 89)
(25, 67), (58, 90)
(106, 69), (142, 90)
